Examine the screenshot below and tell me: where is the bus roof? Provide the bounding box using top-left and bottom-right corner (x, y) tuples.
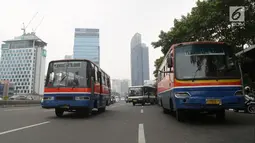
(49, 59), (110, 77)
(171, 41), (225, 48)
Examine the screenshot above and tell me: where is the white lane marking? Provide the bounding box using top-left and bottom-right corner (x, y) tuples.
(141, 109), (144, 113)
(4, 108), (34, 112)
(138, 124), (146, 143)
(43, 109), (54, 112)
(0, 121), (50, 136)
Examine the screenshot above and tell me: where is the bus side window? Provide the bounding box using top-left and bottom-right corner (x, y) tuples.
(86, 62), (92, 88)
(95, 66), (98, 83)
(101, 73), (105, 85)
(97, 71), (101, 84)
(91, 64), (95, 79)
(107, 77), (111, 89)
(108, 77), (110, 88)
(104, 75), (107, 86)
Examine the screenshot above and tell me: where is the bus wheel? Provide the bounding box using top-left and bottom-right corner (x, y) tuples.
(216, 110), (225, 121)
(55, 108), (64, 117)
(98, 107), (106, 112)
(133, 102), (136, 106)
(142, 102), (145, 106)
(176, 110), (185, 122)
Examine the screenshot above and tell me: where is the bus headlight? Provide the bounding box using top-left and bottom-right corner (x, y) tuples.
(235, 90), (243, 96)
(43, 96), (54, 100)
(75, 96), (90, 100)
(174, 92), (190, 98)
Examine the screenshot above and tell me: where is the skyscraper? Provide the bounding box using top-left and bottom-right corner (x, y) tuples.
(73, 28), (100, 66)
(130, 33), (150, 86)
(0, 32), (47, 95)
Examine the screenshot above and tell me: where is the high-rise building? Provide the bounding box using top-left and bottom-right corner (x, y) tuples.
(64, 55), (73, 59)
(130, 33), (150, 86)
(111, 79), (130, 95)
(111, 79), (121, 93)
(73, 28), (100, 66)
(0, 32), (47, 95)
(120, 79), (130, 94)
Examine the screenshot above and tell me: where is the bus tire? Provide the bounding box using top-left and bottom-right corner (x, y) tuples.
(216, 110), (225, 121)
(169, 99), (174, 114)
(55, 108), (64, 117)
(133, 102), (136, 106)
(142, 102), (145, 106)
(176, 109), (185, 122)
(98, 107), (106, 112)
(163, 107), (169, 114)
(161, 100), (169, 114)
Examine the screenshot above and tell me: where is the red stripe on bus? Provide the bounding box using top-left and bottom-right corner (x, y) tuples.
(174, 81), (241, 86)
(44, 88), (92, 92)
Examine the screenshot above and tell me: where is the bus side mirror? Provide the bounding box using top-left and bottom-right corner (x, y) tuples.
(167, 57), (172, 68)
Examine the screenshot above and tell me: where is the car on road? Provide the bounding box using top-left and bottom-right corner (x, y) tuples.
(9, 95), (27, 100)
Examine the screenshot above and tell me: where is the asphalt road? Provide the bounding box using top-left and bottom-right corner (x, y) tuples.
(0, 101), (255, 143)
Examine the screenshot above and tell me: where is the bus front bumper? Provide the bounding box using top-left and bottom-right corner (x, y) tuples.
(41, 100), (91, 109)
(174, 96), (245, 110)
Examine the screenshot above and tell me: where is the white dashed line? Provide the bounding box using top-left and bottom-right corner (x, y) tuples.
(0, 121), (50, 136)
(4, 108), (33, 112)
(43, 109), (54, 112)
(138, 124), (146, 143)
(141, 109), (144, 113)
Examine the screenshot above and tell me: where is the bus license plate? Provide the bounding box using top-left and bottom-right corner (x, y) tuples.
(206, 99), (221, 105)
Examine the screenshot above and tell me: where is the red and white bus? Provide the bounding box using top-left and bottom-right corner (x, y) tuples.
(42, 59), (111, 117)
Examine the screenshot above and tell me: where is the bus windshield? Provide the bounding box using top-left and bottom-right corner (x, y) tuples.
(128, 87), (143, 96)
(143, 86), (156, 96)
(45, 61), (88, 88)
(175, 44), (241, 80)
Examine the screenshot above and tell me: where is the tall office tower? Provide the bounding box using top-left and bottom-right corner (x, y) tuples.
(73, 28), (100, 66)
(130, 33), (150, 86)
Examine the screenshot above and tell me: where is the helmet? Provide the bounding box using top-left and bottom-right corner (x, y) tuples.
(245, 86), (250, 90)
(245, 86), (251, 93)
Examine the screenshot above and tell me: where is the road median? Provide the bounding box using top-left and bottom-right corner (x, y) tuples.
(0, 100), (41, 108)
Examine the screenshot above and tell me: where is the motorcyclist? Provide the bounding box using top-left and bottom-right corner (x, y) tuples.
(244, 86), (254, 101)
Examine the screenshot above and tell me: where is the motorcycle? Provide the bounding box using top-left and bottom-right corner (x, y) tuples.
(234, 86), (255, 114)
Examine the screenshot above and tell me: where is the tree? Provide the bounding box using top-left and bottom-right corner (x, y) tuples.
(152, 0), (255, 78)
(153, 56), (164, 78)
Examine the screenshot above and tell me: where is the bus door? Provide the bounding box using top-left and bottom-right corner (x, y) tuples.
(143, 87), (150, 103)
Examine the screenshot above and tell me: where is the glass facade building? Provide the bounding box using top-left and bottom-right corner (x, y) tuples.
(0, 33), (47, 95)
(73, 28), (100, 66)
(130, 33), (150, 86)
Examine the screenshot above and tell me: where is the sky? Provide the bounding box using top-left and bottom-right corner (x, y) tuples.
(0, 0), (197, 80)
